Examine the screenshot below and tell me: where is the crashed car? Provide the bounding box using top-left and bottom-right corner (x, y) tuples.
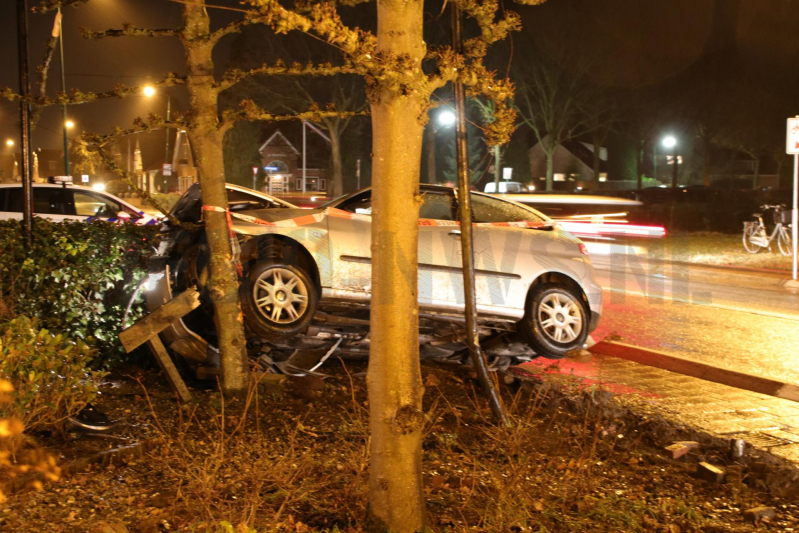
(148, 183), (603, 374)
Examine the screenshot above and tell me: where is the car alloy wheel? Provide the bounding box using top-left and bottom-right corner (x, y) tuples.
(252, 267), (309, 324)
(538, 292), (583, 344)
(520, 282), (589, 359)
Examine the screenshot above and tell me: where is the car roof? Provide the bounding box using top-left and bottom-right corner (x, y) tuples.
(225, 183), (298, 208)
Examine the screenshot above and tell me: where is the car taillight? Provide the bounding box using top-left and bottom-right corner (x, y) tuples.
(579, 243), (589, 255)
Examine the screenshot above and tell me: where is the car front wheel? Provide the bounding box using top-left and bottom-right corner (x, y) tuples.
(241, 251), (318, 339)
(519, 283), (589, 359)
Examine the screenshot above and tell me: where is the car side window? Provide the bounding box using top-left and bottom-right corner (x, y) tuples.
(72, 191), (124, 218)
(419, 191), (456, 221)
(335, 191), (372, 215)
(470, 193), (546, 223)
(227, 189), (281, 211)
(7, 188), (68, 215)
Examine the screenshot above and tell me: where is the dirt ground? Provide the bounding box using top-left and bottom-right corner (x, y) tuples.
(2, 360), (798, 532)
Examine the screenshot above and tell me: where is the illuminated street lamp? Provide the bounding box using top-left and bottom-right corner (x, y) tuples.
(143, 85), (156, 98)
(438, 109), (456, 127)
(6, 139), (14, 147)
(65, 120), (75, 129)
(662, 135), (679, 189)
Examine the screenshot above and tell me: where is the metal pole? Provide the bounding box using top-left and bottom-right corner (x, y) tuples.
(356, 158), (361, 190)
(493, 145), (501, 191)
(302, 121), (307, 193)
(451, 3), (509, 426)
(671, 145), (678, 189)
(58, 8), (69, 176)
(165, 95), (171, 191)
(17, 0), (33, 242)
(793, 153), (798, 281)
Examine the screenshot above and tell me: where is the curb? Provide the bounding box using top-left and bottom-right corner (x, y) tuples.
(588, 341), (799, 403)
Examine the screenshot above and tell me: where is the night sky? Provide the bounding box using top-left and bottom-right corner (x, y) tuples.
(2, 0), (799, 151)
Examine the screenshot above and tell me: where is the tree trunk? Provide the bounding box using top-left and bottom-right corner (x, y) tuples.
(329, 122), (344, 197)
(493, 144), (501, 191)
(636, 141), (644, 190)
(753, 156), (760, 188)
(703, 138), (712, 187)
(592, 131), (601, 186)
(545, 149), (555, 191)
(183, 3), (249, 395)
(367, 0), (426, 530)
(425, 129), (436, 184)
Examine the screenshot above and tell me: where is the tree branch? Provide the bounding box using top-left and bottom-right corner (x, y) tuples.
(218, 60), (363, 92)
(0, 73), (186, 107)
(32, 0), (87, 13)
(81, 24), (181, 40)
(223, 99), (368, 125)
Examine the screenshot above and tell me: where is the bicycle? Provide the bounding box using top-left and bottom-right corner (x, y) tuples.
(742, 204), (793, 255)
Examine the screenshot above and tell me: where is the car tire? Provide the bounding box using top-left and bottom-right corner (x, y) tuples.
(519, 282), (589, 359)
(240, 243), (318, 339)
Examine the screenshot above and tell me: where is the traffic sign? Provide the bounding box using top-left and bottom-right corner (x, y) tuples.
(502, 167), (512, 180)
(163, 163), (173, 176)
(81, 174), (89, 183)
(787, 117), (799, 154)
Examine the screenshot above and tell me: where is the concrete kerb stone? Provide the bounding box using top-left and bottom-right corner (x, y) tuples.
(506, 366), (799, 499)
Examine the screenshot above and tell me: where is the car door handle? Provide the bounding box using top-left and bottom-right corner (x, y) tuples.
(448, 230), (461, 237)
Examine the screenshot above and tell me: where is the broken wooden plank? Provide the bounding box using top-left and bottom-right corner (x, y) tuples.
(147, 336), (192, 403)
(119, 288), (201, 353)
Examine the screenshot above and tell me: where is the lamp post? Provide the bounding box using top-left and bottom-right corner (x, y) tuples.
(144, 85), (172, 190)
(425, 108), (455, 184)
(55, 8), (70, 176)
(662, 135), (678, 189)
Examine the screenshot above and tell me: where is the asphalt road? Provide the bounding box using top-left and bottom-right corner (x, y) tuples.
(590, 257), (799, 386)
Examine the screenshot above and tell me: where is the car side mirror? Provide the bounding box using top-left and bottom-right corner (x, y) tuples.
(116, 211), (131, 220)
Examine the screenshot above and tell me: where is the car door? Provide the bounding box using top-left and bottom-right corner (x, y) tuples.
(67, 190), (142, 223)
(462, 192), (555, 315)
(325, 188), (464, 311)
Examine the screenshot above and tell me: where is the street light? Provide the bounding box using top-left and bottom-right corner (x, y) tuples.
(65, 120), (74, 129)
(143, 85), (156, 98)
(438, 109), (456, 127)
(662, 135), (679, 189)
(5, 139), (13, 147)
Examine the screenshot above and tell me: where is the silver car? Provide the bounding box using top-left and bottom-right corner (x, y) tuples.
(152, 184), (602, 367)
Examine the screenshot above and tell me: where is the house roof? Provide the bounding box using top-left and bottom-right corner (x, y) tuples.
(259, 130), (300, 155)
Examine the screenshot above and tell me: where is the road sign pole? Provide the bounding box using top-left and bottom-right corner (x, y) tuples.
(785, 117), (799, 283)
(793, 153), (797, 281)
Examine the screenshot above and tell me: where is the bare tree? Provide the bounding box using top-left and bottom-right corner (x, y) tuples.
(514, 45), (593, 191)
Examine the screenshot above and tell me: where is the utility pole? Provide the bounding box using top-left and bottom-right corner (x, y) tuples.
(17, 0), (33, 242)
(57, 8), (69, 176)
(302, 120), (307, 193)
(451, 2), (509, 426)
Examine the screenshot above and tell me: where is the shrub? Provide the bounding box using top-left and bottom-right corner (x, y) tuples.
(0, 316), (105, 432)
(0, 219), (156, 363)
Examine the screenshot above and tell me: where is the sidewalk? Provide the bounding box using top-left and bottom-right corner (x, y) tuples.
(513, 352), (799, 465)
(591, 254), (796, 291)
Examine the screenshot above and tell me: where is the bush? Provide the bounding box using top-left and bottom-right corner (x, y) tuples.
(0, 219), (156, 363)
(0, 316), (104, 432)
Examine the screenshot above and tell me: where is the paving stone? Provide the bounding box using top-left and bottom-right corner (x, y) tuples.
(696, 462), (725, 483)
(742, 506), (776, 523)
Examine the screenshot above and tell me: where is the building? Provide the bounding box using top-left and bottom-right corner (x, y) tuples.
(528, 135), (608, 188)
(258, 130), (327, 193)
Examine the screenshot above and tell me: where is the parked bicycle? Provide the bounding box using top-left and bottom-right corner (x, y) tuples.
(742, 204), (793, 255)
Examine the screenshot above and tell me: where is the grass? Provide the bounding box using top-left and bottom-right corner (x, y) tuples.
(627, 232), (794, 271)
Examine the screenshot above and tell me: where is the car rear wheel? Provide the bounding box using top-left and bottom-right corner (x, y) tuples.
(241, 244), (318, 339)
(519, 283), (589, 359)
